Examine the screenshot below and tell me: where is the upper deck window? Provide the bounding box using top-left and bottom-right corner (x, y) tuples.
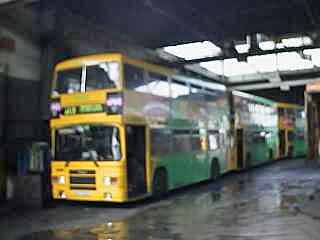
(124, 64), (170, 98)
(86, 62), (120, 91)
(124, 64), (147, 93)
(54, 62), (120, 94)
(56, 68), (82, 94)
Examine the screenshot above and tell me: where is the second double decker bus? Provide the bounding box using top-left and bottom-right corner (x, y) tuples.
(232, 91), (279, 169)
(50, 54), (231, 202)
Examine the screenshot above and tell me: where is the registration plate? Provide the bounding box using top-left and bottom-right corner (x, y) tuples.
(75, 191), (91, 196)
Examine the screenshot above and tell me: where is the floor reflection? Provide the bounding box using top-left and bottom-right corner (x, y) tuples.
(21, 160), (320, 240)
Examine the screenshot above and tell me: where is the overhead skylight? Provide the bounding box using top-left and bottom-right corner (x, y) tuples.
(163, 41), (222, 60)
(276, 52), (313, 71)
(247, 54), (277, 72)
(201, 58), (257, 77)
(304, 48), (320, 67)
(281, 36), (312, 48)
(223, 59), (257, 76)
(200, 51), (315, 77)
(200, 61), (224, 75)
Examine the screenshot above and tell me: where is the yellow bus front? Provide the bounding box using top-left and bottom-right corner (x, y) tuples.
(51, 114), (129, 202)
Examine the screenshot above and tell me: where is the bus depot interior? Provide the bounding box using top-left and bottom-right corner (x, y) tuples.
(1, 1), (320, 239)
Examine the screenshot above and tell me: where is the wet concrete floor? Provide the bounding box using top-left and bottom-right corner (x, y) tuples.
(2, 159), (320, 240)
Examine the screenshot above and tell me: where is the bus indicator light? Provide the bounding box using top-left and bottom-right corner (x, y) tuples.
(52, 176), (65, 184)
(103, 176), (118, 186)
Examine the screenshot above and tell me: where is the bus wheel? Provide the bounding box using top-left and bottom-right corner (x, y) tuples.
(152, 169), (168, 199)
(288, 146), (293, 159)
(210, 159), (220, 180)
(245, 153), (251, 169)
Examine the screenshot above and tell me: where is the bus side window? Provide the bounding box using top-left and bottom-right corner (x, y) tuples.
(172, 129), (191, 153)
(190, 129), (202, 151)
(150, 129), (171, 156)
(148, 72), (170, 98)
(288, 132), (295, 141)
(208, 131), (220, 151)
(124, 64), (149, 93)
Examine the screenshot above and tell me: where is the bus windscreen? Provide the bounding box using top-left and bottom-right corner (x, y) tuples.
(55, 124), (121, 161)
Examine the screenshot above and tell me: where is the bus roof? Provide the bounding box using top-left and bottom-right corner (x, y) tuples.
(123, 56), (176, 76)
(55, 53), (123, 71)
(54, 53), (176, 76)
(277, 102), (303, 109)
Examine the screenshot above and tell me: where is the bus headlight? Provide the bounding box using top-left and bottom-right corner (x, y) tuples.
(103, 176), (118, 186)
(52, 176), (66, 184)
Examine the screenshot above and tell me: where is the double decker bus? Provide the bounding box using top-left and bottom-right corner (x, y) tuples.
(277, 103), (307, 158)
(231, 91), (279, 169)
(50, 54), (231, 202)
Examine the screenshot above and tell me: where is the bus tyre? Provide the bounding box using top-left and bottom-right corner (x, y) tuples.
(0, 185), (5, 201)
(152, 169), (168, 199)
(246, 153), (251, 169)
(288, 146), (293, 159)
(210, 159), (220, 180)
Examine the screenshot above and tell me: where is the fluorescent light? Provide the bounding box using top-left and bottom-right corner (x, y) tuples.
(235, 44), (250, 53)
(259, 41), (276, 51)
(276, 43), (285, 49)
(163, 41), (222, 60)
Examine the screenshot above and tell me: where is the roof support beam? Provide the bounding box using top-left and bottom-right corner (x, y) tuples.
(174, 45), (320, 65)
(230, 77), (320, 91)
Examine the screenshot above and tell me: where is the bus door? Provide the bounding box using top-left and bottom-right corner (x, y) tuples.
(236, 129), (244, 169)
(126, 125), (147, 198)
(279, 130), (286, 157)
